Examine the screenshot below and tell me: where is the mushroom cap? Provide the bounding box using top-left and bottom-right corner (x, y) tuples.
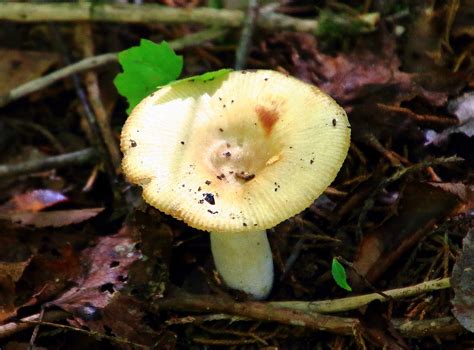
(121, 70), (350, 233)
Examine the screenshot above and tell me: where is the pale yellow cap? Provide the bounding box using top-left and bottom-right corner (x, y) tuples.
(121, 70), (350, 233)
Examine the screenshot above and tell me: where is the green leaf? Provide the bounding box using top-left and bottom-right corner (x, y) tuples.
(331, 257), (352, 292)
(315, 10), (372, 41)
(114, 39), (183, 114)
(207, 0), (223, 9)
(167, 68), (233, 87)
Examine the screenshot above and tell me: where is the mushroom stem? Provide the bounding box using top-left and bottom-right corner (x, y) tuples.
(210, 230), (273, 300)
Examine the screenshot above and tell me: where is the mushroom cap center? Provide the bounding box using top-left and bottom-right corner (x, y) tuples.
(204, 122), (283, 186)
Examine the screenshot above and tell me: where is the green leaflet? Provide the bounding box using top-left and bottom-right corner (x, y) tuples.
(166, 68), (233, 87)
(331, 257), (352, 292)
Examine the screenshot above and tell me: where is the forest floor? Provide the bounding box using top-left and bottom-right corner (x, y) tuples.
(0, 1), (473, 349)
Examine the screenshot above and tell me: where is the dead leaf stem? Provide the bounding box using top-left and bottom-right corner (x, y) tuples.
(76, 22), (122, 173)
(22, 320), (148, 349)
(0, 27), (228, 109)
(0, 3), (379, 34)
(0, 148), (98, 179)
(0, 310), (67, 339)
(234, 0), (259, 70)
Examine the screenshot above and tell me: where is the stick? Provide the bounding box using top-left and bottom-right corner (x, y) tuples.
(154, 288), (463, 337)
(0, 148), (98, 179)
(234, 0), (259, 70)
(77, 21), (121, 172)
(271, 278), (451, 313)
(22, 320), (148, 349)
(168, 313), (464, 338)
(0, 27), (228, 108)
(154, 291), (358, 335)
(0, 310), (67, 339)
(394, 317), (464, 337)
(0, 3), (379, 33)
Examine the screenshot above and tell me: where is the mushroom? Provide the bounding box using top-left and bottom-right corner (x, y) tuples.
(121, 70), (350, 299)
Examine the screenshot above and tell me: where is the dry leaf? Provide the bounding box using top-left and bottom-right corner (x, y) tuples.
(52, 225), (141, 314)
(426, 92), (474, 145)
(0, 208), (104, 227)
(0, 258), (32, 322)
(0, 49), (59, 95)
(0, 189), (68, 213)
(451, 229), (474, 333)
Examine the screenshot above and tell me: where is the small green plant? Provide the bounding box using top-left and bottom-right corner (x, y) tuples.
(331, 257), (352, 292)
(114, 39), (231, 114)
(315, 10), (372, 42)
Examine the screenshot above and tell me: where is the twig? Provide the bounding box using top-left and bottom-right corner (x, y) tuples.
(76, 21), (121, 172)
(0, 148), (98, 179)
(280, 237), (306, 280)
(21, 320), (148, 349)
(0, 27), (227, 108)
(336, 256), (393, 300)
(365, 133), (409, 166)
(234, 0), (259, 70)
(393, 317), (464, 337)
(192, 337), (262, 346)
(0, 53), (117, 108)
(153, 290), (358, 335)
(272, 278), (450, 313)
(0, 3), (242, 26)
(198, 323), (268, 345)
(0, 3), (379, 33)
(376, 104), (459, 127)
(49, 24), (116, 182)
(154, 287), (463, 337)
(3, 278), (449, 340)
(0, 310), (67, 339)
(176, 314), (463, 338)
(28, 306), (45, 350)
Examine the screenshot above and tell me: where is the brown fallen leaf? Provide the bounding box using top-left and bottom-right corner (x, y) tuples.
(262, 31), (464, 108)
(50, 216), (171, 347)
(0, 189), (68, 213)
(19, 244), (82, 307)
(451, 229), (474, 333)
(125, 210), (173, 298)
(0, 258), (32, 322)
(428, 182), (474, 215)
(402, 4), (447, 72)
(77, 294), (161, 348)
(0, 208), (104, 227)
(52, 225), (141, 315)
(0, 49), (59, 95)
(352, 182), (461, 288)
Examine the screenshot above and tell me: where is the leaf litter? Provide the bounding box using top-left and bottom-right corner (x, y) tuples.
(0, 1), (473, 349)
(451, 229), (474, 333)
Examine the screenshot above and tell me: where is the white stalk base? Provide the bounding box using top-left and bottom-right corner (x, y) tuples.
(210, 230), (273, 299)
